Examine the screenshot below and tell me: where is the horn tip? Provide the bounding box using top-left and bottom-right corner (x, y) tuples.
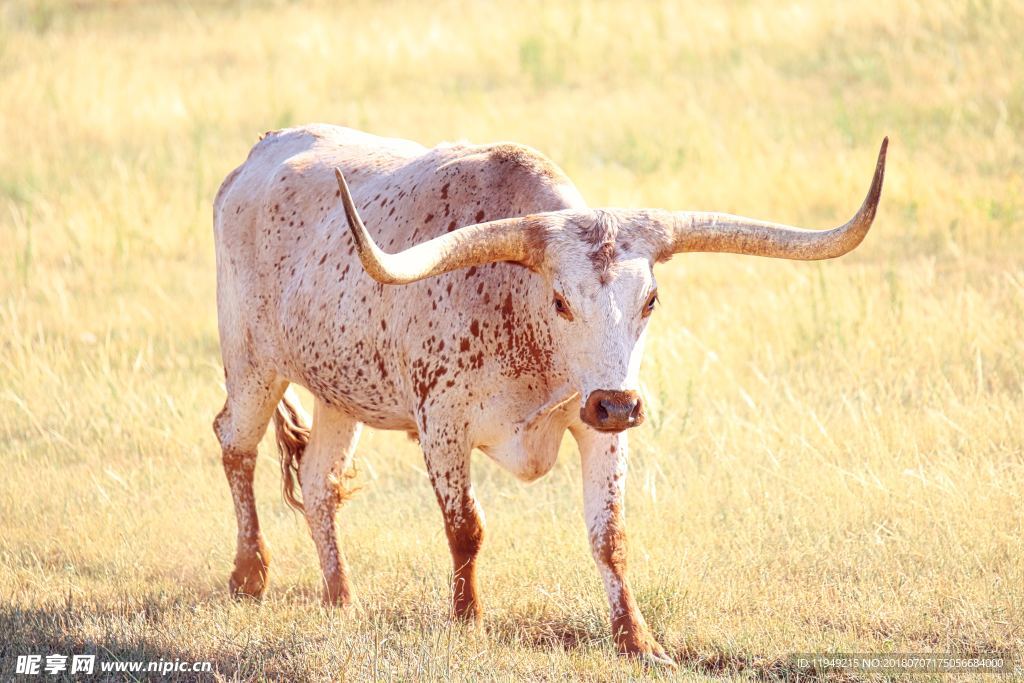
(871, 137), (888, 188)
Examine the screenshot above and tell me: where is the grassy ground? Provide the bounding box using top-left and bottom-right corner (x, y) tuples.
(1, 0), (1022, 680)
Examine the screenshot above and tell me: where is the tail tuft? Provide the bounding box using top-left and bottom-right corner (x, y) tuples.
(329, 468), (361, 506)
(273, 392), (310, 512)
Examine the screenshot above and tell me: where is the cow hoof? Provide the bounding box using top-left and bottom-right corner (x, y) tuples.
(229, 561), (269, 600)
(639, 650), (677, 669)
(322, 593), (358, 611)
(452, 613), (485, 633)
(229, 542), (270, 600)
(622, 640), (676, 669)
(452, 602), (483, 627)
(321, 578), (357, 611)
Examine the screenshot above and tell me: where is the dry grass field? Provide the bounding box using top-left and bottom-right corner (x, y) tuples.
(1, 0), (1023, 680)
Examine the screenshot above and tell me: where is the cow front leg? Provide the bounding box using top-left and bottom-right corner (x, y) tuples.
(422, 432), (485, 623)
(572, 427), (675, 667)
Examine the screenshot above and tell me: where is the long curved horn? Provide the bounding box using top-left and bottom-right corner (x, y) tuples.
(334, 168), (545, 284)
(662, 137), (887, 260)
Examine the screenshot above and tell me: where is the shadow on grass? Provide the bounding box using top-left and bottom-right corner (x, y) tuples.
(485, 610), (860, 680)
(3, 591), (862, 680)
(0, 593), (250, 681)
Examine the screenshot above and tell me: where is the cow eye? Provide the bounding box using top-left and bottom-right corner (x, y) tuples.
(642, 290), (658, 318)
(553, 292), (573, 321)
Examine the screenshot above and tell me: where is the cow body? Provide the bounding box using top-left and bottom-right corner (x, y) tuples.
(213, 124), (886, 666)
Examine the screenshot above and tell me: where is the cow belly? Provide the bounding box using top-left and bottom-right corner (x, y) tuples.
(294, 365), (416, 432)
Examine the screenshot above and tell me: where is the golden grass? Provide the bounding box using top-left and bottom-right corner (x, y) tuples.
(1, 0), (1022, 679)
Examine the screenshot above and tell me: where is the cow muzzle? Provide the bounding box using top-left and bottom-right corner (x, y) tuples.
(580, 390), (645, 432)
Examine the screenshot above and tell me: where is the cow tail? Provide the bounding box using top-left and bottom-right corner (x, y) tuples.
(273, 388), (310, 512)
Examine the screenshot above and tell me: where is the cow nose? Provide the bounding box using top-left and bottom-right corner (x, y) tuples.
(581, 390), (645, 432)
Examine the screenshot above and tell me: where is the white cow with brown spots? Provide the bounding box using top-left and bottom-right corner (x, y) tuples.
(213, 124), (887, 665)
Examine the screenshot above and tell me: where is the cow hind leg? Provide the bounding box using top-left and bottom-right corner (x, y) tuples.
(214, 371), (287, 600)
(298, 401), (362, 607)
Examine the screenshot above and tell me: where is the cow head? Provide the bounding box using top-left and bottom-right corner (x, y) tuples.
(530, 212), (657, 431)
(334, 138), (887, 433)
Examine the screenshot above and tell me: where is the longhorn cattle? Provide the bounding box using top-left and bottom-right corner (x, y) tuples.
(213, 124), (887, 665)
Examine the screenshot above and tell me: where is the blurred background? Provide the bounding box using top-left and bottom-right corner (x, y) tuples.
(1, 1), (1021, 679)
